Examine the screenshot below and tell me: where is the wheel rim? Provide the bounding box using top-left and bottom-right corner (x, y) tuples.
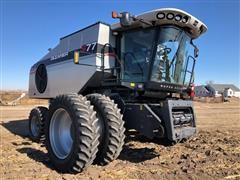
(31, 115), (40, 137)
(49, 108), (73, 159)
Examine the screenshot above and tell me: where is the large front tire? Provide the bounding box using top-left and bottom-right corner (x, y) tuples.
(87, 94), (125, 165)
(45, 94), (99, 173)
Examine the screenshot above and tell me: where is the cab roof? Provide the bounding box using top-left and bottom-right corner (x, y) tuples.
(111, 8), (208, 39)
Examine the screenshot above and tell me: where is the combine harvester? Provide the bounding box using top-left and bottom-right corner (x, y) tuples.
(28, 8), (207, 173)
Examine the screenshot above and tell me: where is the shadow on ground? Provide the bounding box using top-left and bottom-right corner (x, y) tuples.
(16, 147), (56, 171)
(125, 130), (175, 146)
(2, 119), (161, 170)
(119, 145), (159, 163)
(1, 119), (29, 138)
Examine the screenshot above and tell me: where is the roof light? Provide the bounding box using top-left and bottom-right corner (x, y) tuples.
(167, 13), (174, 20)
(182, 16), (189, 23)
(156, 12), (165, 19)
(175, 14), (182, 21)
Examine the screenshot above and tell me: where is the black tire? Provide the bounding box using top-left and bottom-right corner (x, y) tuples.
(87, 93), (125, 165)
(45, 94), (99, 173)
(28, 106), (48, 143)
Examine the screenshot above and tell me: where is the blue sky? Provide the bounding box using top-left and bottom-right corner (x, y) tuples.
(1, 0), (239, 90)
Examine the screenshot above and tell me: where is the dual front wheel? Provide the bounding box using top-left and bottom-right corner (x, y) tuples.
(28, 106), (48, 143)
(28, 93), (125, 173)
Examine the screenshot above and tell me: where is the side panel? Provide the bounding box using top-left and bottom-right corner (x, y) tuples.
(96, 23), (116, 69)
(29, 57), (97, 98)
(40, 23), (101, 61)
(123, 104), (162, 139)
(159, 100), (196, 141)
(123, 100), (196, 142)
(29, 22), (116, 98)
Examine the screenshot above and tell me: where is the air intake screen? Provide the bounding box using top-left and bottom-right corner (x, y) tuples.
(35, 64), (47, 93)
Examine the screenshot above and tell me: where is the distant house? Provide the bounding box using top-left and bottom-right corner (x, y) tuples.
(223, 88), (234, 97)
(195, 85), (211, 97)
(207, 84), (240, 97)
(195, 84), (240, 98)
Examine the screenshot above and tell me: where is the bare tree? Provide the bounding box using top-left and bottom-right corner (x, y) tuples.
(205, 80), (214, 85)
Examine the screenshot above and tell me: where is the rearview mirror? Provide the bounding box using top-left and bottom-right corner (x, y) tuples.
(120, 12), (132, 27)
(112, 11), (133, 27)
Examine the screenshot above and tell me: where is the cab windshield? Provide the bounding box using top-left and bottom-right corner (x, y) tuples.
(121, 26), (194, 85)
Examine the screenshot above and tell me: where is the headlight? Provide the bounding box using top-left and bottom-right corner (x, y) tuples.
(167, 13), (174, 20)
(175, 14), (182, 21)
(156, 12), (165, 19)
(182, 16), (189, 23)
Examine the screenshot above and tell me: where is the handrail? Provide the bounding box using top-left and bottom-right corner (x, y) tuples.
(183, 55), (196, 86)
(101, 43), (122, 84)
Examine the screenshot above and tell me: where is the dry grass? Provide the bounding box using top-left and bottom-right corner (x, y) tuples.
(0, 92), (239, 179)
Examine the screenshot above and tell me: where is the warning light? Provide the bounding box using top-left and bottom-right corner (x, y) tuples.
(130, 83), (135, 87)
(112, 11), (119, 19)
(74, 51), (80, 64)
(188, 84), (195, 99)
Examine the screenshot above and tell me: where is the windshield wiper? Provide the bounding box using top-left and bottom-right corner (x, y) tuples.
(169, 33), (184, 69)
(164, 32), (183, 82)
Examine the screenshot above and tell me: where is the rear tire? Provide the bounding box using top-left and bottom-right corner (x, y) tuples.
(87, 93), (125, 165)
(45, 94), (99, 173)
(28, 106), (48, 143)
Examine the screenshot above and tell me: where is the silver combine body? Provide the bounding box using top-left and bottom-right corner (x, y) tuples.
(29, 8), (207, 98)
(29, 22), (115, 98)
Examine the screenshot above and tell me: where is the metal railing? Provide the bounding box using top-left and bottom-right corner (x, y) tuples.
(100, 43), (122, 85)
(183, 55), (196, 86)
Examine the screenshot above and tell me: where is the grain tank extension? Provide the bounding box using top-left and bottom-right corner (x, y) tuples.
(28, 8), (207, 173)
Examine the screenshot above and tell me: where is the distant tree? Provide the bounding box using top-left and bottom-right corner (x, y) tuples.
(205, 80), (214, 85)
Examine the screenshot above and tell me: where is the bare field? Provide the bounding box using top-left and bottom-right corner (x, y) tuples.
(0, 98), (240, 179)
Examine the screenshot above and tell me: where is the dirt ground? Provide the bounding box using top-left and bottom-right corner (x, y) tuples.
(0, 97), (240, 179)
